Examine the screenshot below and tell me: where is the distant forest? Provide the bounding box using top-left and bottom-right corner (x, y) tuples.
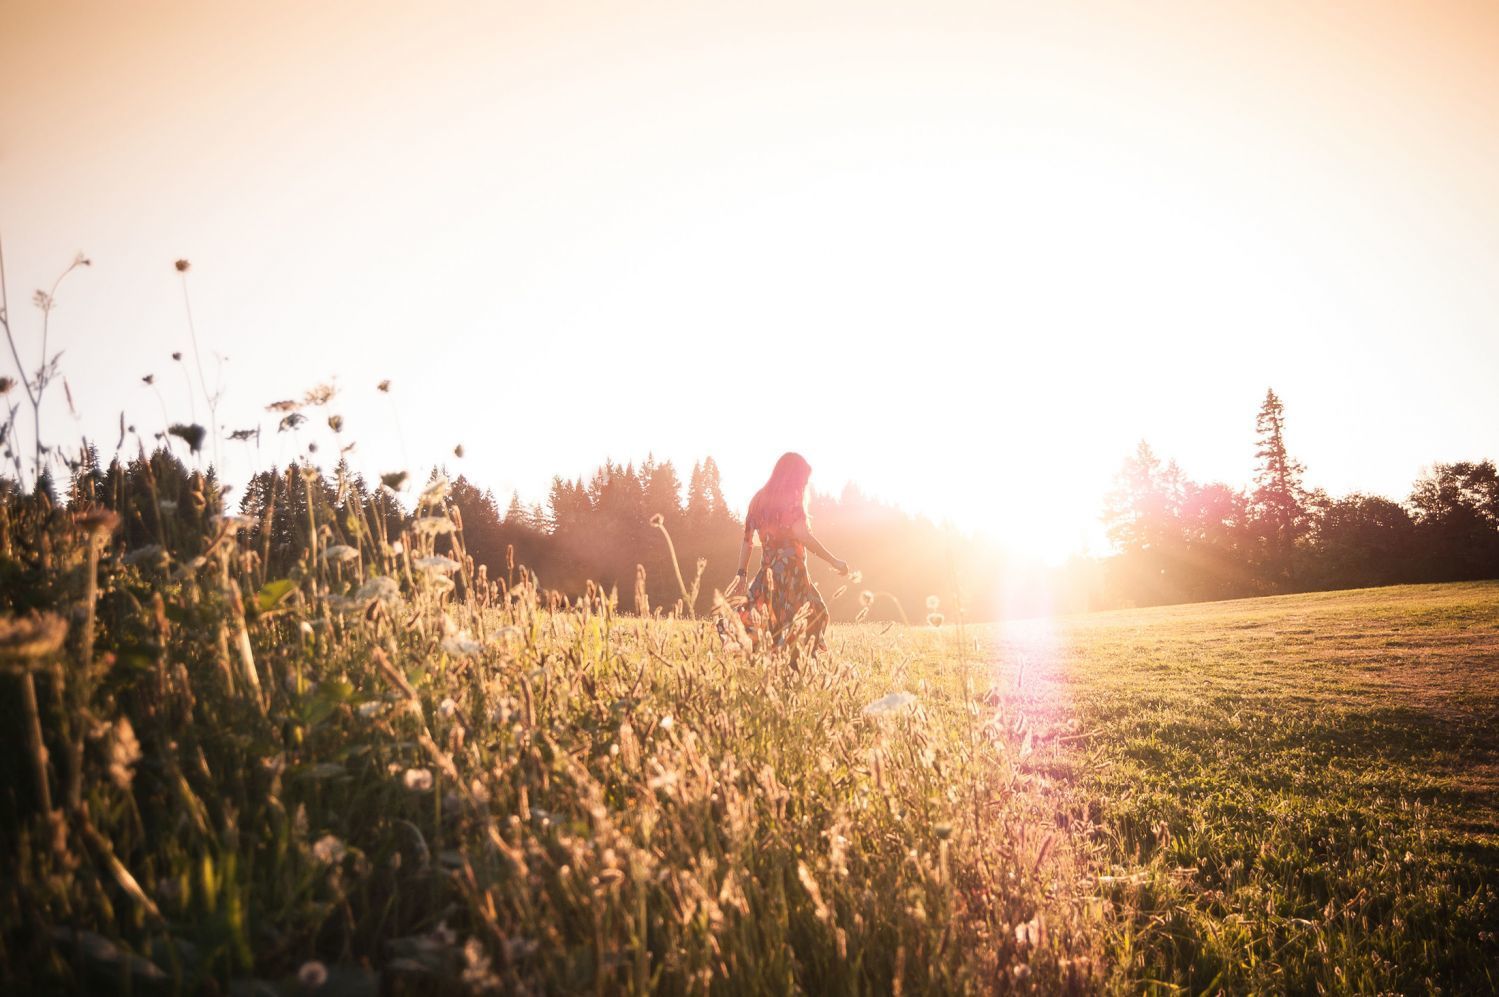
(12, 388), (1498, 620)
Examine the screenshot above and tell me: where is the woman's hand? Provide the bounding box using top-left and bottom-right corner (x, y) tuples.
(833, 558), (851, 577)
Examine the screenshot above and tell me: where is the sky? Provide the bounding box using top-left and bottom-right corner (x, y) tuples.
(2, 0), (1497, 563)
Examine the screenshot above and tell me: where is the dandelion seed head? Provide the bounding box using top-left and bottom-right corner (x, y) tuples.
(311, 834), (346, 865)
(438, 697), (457, 717)
(278, 412), (307, 432)
(926, 595), (940, 611)
(377, 379), (391, 392)
(926, 612), (945, 628)
(403, 768), (433, 791)
(859, 590), (875, 608)
(380, 471), (408, 492)
(174, 259), (191, 273)
(297, 960), (327, 988)
(649, 513), (664, 529)
(171, 351), (182, 362)
(266, 399), (300, 413)
(327, 414), (344, 432)
(320, 544), (359, 564)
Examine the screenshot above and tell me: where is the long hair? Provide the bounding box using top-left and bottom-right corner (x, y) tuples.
(747, 452), (812, 532)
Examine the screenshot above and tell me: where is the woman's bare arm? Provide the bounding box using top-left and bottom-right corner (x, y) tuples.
(792, 519), (849, 575)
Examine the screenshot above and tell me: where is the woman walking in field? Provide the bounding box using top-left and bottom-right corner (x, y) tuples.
(731, 452), (851, 658)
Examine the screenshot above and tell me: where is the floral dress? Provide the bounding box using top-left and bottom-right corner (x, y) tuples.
(737, 513), (829, 654)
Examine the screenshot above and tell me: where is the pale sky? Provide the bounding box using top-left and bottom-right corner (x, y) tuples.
(3, 0), (1497, 562)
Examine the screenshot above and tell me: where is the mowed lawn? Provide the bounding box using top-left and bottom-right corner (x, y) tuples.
(936, 582), (1499, 992)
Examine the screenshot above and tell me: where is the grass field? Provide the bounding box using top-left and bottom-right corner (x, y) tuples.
(959, 582), (1499, 993)
(2, 495), (1496, 996)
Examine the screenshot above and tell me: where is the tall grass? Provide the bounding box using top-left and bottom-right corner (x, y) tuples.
(0, 477), (1100, 993)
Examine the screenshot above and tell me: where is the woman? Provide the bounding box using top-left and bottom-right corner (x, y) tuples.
(732, 452), (850, 656)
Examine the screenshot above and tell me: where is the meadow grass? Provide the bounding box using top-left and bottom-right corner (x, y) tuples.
(950, 582), (1499, 994)
(1, 481), (1495, 994)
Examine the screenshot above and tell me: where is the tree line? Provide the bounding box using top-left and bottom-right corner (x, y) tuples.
(10, 389), (1496, 620)
(1100, 388), (1499, 606)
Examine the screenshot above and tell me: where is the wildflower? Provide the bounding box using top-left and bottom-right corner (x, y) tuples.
(266, 399), (301, 413)
(311, 834), (346, 865)
(859, 590), (875, 608)
(0, 377), (15, 394)
(33, 290), (52, 310)
(380, 471), (408, 492)
(174, 259), (191, 273)
(438, 697), (458, 717)
(377, 379), (391, 392)
(461, 937), (500, 993)
(404, 768), (434, 791)
(141, 374), (155, 385)
(354, 575), (400, 603)
(926, 595), (940, 611)
(453, 444), (464, 458)
(418, 476), (449, 505)
(106, 716), (142, 790)
(413, 555), (461, 575)
(168, 423), (206, 453)
(441, 634), (481, 657)
(321, 544), (359, 564)
(356, 701), (386, 718)
(413, 516), (454, 536)
(327, 414), (343, 432)
(649, 513), (664, 529)
(171, 351), (183, 361)
(228, 427), (258, 441)
(303, 383), (336, 406)
(862, 692), (917, 716)
(658, 714), (675, 731)
(297, 960), (327, 988)
(299, 464), (320, 483)
(847, 570), (863, 584)
(926, 612), (945, 628)
(74, 252), (91, 268)
(299, 621), (315, 639)
(123, 544), (168, 567)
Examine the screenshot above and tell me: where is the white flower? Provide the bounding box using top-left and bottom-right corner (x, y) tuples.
(658, 715), (674, 731)
(413, 516), (454, 536)
(357, 701), (388, 718)
(320, 544), (359, 563)
(925, 595), (940, 611)
(157, 499), (178, 513)
(297, 960), (328, 988)
(413, 556), (461, 575)
(862, 692), (917, 717)
(441, 633), (482, 657)
(311, 834), (346, 865)
(123, 544), (167, 566)
(299, 621), (315, 639)
(419, 475), (449, 506)
(404, 768), (433, 791)
(355, 575), (401, 603)
(438, 697), (457, 718)
(107, 717), (142, 790)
